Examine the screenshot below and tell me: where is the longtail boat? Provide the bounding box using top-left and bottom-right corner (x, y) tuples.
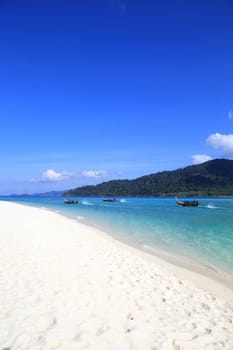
(102, 198), (117, 202)
(64, 199), (78, 204)
(176, 197), (199, 207)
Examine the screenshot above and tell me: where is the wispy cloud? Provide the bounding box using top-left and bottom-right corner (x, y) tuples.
(228, 110), (233, 119)
(119, 1), (126, 14)
(81, 170), (108, 179)
(191, 154), (212, 165)
(206, 133), (233, 157)
(111, 0), (127, 15)
(31, 169), (73, 183)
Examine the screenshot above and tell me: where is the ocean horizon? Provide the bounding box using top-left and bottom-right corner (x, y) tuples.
(1, 195), (233, 284)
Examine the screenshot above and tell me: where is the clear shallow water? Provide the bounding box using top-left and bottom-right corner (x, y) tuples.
(1, 196), (233, 278)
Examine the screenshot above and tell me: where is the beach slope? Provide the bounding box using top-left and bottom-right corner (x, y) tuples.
(0, 201), (232, 350)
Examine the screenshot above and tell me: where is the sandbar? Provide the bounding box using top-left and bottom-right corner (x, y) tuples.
(0, 201), (232, 350)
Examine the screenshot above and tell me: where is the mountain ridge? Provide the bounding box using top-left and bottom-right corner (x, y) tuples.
(63, 159), (233, 197)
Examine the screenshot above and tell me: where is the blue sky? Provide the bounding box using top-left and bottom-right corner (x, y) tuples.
(0, 0), (233, 194)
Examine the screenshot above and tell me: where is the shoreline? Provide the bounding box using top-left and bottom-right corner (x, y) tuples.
(3, 200), (233, 302)
(54, 203), (233, 298)
(87, 226), (233, 305)
(0, 201), (233, 349)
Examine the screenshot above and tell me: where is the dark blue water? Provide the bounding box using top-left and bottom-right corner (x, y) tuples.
(1, 196), (233, 278)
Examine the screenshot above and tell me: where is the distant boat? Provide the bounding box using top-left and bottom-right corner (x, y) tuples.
(64, 199), (78, 204)
(102, 198), (117, 202)
(176, 197), (199, 207)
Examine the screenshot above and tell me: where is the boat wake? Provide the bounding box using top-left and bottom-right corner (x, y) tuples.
(206, 204), (218, 209)
(81, 201), (94, 206)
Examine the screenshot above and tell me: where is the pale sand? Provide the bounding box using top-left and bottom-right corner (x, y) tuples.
(0, 201), (233, 350)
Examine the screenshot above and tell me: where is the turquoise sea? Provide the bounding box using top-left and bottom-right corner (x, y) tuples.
(1, 196), (233, 281)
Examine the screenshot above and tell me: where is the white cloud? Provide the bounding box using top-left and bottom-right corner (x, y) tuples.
(81, 170), (107, 179)
(31, 169), (72, 183)
(228, 110), (233, 119)
(206, 133), (233, 157)
(191, 154), (212, 165)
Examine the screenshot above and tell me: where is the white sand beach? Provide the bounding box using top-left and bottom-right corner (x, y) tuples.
(0, 201), (233, 350)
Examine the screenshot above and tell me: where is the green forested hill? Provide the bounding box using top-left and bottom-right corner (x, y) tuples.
(63, 159), (233, 197)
